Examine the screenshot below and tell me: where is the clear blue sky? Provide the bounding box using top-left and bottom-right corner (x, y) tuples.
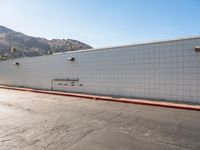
(0, 0), (200, 48)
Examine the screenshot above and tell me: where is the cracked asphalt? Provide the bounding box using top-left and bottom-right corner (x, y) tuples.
(0, 89), (200, 150)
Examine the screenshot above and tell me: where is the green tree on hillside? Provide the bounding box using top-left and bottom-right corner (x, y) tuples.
(10, 47), (17, 59)
(0, 55), (8, 61)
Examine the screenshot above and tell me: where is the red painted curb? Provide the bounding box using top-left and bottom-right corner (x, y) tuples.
(0, 85), (200, 111)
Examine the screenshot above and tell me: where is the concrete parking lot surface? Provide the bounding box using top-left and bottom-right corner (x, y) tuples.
(0, 89), (200, 150)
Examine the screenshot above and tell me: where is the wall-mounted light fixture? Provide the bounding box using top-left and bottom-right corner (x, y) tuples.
(68, 57), (75, 62)
(13, 62), (19, 65)
(195, 46), (200, 52)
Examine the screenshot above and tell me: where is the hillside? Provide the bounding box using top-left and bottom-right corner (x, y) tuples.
(0, 26), (92, 60)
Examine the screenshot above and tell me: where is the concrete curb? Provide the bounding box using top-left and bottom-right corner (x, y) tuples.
(0, 85), (200, 111)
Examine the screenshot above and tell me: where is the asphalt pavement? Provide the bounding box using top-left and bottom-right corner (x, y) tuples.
(0, 89), (200, 150)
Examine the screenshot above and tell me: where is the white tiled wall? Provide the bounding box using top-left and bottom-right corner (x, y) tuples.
(0, 37), (200, 103)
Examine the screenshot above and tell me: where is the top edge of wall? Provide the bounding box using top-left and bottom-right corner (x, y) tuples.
(1, 35), (200, 62)
(69, 35), (200, 53)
